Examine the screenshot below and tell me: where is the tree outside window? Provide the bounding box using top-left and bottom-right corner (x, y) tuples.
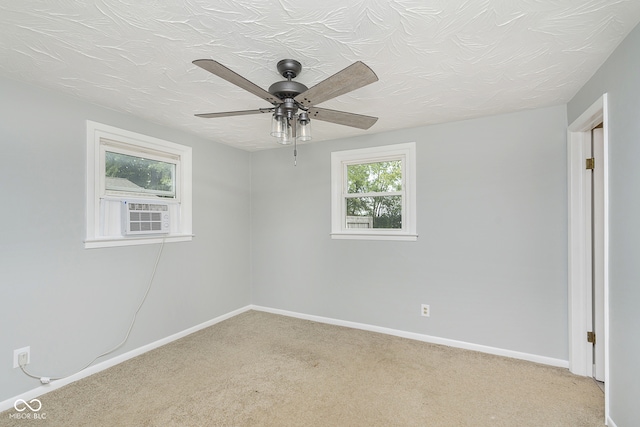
(346, 160), (402, 229)
(105, 151), (176, 198)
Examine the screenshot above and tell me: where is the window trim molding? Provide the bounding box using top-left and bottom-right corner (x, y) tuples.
(330, 142), (417, 241)
(85, 121), (193, 248)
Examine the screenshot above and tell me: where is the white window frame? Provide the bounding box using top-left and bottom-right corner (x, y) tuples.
(86, 121), (193, 248)
(331, 142), (417, 241)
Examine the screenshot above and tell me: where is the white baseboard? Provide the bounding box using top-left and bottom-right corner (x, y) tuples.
(0, 305), (251, 413)
(2, 304), (570, 413)
(250, 305), (570, 369)
(606, 416), (617, 427)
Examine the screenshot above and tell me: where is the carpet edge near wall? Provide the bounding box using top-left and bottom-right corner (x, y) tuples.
(0, 306), (252, 412)
(251, 305), (569, 368)
(0, 304), (569, 412)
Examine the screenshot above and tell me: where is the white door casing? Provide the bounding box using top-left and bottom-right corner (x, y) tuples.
(567, 94), (609, 420)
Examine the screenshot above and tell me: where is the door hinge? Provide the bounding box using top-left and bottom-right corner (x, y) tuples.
(586, 158), (595, 170)
(587, 331), (596, 344)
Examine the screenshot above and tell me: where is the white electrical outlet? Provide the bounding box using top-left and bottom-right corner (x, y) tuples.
(421, 304), (430, 317)
(13, 346), (30, 368)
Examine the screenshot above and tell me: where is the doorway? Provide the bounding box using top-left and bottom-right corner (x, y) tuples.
(567, 94), (609, 419)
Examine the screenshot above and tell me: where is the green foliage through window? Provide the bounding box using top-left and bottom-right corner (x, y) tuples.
(346, 160), (402, 229)
(105, 151), (176, 198)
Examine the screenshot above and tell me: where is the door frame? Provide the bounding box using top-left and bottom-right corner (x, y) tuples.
(567, 94), (609, 418)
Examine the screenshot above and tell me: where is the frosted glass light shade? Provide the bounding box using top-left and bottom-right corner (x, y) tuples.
(271, 115), (286, 138)
(278, 120), (294, 145)
(297, 119), (311, 141)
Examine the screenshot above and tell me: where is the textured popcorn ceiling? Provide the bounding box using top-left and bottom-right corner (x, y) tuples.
(1, 1), (639, 151)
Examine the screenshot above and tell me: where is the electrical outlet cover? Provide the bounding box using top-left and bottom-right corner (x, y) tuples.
(421, 304), (430, 317)
(13, 346), (30, 368)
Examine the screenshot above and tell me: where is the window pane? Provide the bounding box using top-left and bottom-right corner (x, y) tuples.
(346, 195), (402, 229)
(105, 151), (176, 198)
(347, 160), (402, 194)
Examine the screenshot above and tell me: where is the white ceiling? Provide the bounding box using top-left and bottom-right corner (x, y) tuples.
(1, 1), (639, 151)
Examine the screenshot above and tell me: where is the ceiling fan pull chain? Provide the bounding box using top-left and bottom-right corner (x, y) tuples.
(293, 137), (297, 166)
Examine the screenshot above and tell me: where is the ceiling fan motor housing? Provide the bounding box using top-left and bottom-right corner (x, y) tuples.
(268, 80), (308, 100)
(269, 59), (308, 102)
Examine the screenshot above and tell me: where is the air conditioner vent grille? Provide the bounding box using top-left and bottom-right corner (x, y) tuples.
(122, 201), (170, 235)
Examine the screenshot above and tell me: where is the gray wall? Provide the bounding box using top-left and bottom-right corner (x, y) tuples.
(251, 104), (568, 360)
(568, 22), (640, 426)
(0, 77), (252, 402)
(1, 57), (599, 410)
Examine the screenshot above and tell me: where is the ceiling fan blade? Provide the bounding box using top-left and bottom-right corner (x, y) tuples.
(308, 107), (378, 130)
(295, 61), (378, 108)
(193, 59), (282, 106)
(195, 108), (273, 118)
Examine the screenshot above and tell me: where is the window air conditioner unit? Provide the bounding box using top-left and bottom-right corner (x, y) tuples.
(122, 201), (170, 235)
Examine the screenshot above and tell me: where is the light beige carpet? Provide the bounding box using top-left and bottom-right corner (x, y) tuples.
(1, 310), (604, 426)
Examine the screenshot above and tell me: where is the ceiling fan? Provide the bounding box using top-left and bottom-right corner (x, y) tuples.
(192, 58), (379, 146)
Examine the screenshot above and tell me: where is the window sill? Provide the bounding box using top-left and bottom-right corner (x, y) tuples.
(84, 234), (193, 249)
(330, 232), (418, 241)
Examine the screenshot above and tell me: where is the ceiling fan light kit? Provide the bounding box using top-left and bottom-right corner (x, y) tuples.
(193, 58), (379, 148)
(297, 111), (311, 142)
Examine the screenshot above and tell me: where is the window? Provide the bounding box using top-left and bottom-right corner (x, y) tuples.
(105, 150), (176, 198)
(331, 142), (417, 240)
(86, 121), (192, 248)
